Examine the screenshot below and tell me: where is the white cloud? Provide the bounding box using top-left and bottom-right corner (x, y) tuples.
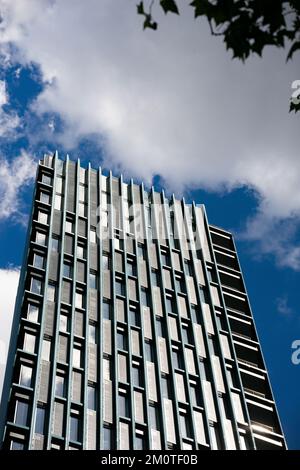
(0, 151), (36, 221)
(276, 295), (293, 317)
(0, 0), (299, 266)
(0, 268), (19, 399)
(0, 79), (20, 137)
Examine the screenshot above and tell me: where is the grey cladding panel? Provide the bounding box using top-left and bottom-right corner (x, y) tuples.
(49, 252), (59, 282)
(78, 218), (87, 238)
(77, 260), (86, 283)
(44, 302), (55, 336)
(38, 360), (50, 403)
(67, 163), (76, 213)
(64, 235), (74, 255)
(90, 244), (98, 271)
(52, 210), (62, 236)
(89, 290), (98, 321)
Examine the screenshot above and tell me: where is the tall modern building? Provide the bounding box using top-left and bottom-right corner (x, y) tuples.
(0, 153), (286, 450)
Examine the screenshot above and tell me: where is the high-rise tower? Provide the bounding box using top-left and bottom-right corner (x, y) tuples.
(0, 154), (286, 450)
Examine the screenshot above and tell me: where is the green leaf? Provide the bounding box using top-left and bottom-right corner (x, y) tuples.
(143, 15), (158, 30)
(287, 40), (300, 61)
(160, 0), (179, 15)
(289, 100), (300, 113)
(137, 1), (145, 15)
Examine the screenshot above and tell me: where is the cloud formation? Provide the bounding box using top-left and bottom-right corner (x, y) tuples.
(0, 268), (19, 399)
(0, 0), (299, 267)
(0, 151), (36, 221)
(0, 79), (20, 137)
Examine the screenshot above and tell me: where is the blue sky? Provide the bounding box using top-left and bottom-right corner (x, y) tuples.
(0, 0), (299, 450)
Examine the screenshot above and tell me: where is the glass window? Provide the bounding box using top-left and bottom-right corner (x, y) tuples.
(70, 415), (80, 442)
(127, 261), (135, 277)
(89, 272), (97, 289)
(132, 365), (141, 387)
(10, 441), (24, 450)
(182, 327), (190, 344)
(75, 292), (83, 309)
(117, 331), (126, 350)
(55, 375), (65, 397)
(166, 296), (175, 313)
(118, 393), (129, 418)
(14, 401), (28, 426)
(172, 349), (181, 369)
(144, 341), (153, 362)
(27, 304), (39, 322)
(51, 238), (59, 252)
(137, 244), (145, 259)
(180, 412), (191, 438)
(156, 318), (163, 337)
(103, 254), (110, 270)
(35, 407), (45, 435)
(140, 288), (149, 306)
(47, 284), (56, 302)
(73, 347), (82, 368)
(23, 333), (35, 354)
(33, 254), (44, 269)
(54, 194), (62, 210)
(184, 260), (193, 276)
(89, 324), (96, 343)
(115, 278), (125, 296)
(77, 245), (85, 259)
(38, 211), (48, 224)
(19, 365), (32, 387)
(129, 308), (139, 326)
(42, 339), (51, 361)
(42, 174), (52, 185)
(63, 263), (72, 278)
(149, 405), (159, 430)
(40, 192), (50, 204)
(103, 427), (111, 450)
(191, 305), (201, 324)
(190, 384), (201, 407)
(87, 386), (96, 410)
(161, 251), (170, 266)
(135, 434), (144, 450)
(31, 277), (42, 295)
(36, 231), (46, 246)
(59, 314), (68, 333)
(90, 229), (96, 243)
(175, 276), (185, 293)
(102, 300), (111, 319)
(161, 376), (170, 398)
(151, 270), (160, 287)
(65, 220), (73, 233)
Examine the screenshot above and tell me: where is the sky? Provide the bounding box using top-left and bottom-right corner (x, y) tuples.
(0, 0), (299, 449)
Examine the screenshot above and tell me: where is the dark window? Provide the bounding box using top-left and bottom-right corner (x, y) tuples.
(63, 263), (72, 278)
(149, 405), (159, 430)
(103, 427), (111, 450)
(132, 365), (142, 387)
(151, 270), (160, 287)
(51, 238), (59, 252)
(35, 407), (45, 435)
(70, 415), (80, 442)
(103, 300), (111, 319)
(161, 376), (171, 398)
(19, 365), (32, 387)
(135, 434), (145, 450)
(127, 261), (136, 277)
(184, 260), (193, 277)
(115, 278), (125, 296)
(89, 272), (97, 289)
(117, 331), (126, 350)
(161, 251), (170, 266)
(138, 244), (145, 260)
(55, 375), (65, 397)
(172, 349), (182, 369)
(129, 308), (139, 327)
(140, 288), (149, 307)
(118, 393), (129, 418)
(144, 341), (153, 362)
(87, 386), (96, 410)
(14, 401), (28, 426)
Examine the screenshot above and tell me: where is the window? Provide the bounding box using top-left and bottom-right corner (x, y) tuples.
(118, 392), (129, 418)
(89, 272), (97, 289)
(73, 346), (82, 368)
(42, 174), (52, 185)
(137, 244), (145, 259)
(14, 401), (28, 426)
(115, 277), (125, 296)
(135, 434), (145, 450)
(70, 414), (80, 442)
(190, 383), (201, 407)
(161, 250), (170, 266)
(23, 333), (35, 354)
(65, 220), (73, 233)
(156, 318), (164, 337)
(129, 307), (139, 327)
(149, 405), (159, 430)
(47, 284), (56, 302)
(40, 192), (50, 204)
(36, 231), (46, 246)
(172, 348), (182, 369)
(151, 270), (160, 287)
(33, 254), (44, 269)
(127, 260), (136, 276)
(184, 260), (193, 277)
(90, 229), (96, 243)
(31, 277), (42, 295)
(132, 364), (142, 387)
(87, 386), (96, 410)
(180, 410), (192, 438)
(166, 296), (175, 314)
(75, 291), (83, 309)
(55, 374), (65, 397)
(144, 341), (153, 362)
(42, 339), (51, 361)
(117, 330), (126, 350)
(140, 288), (149, 306)
(19, 365), (32, 387)
(77, 244), (85, 259)
(35, 407), (45, 435)
(114, 237), (123, 251)
(59, 314), (68, 333)
(51, 237), (59, 252)
(54, 194), (62, 210)
(175, 276), (185, 293)
(103, 254), (110, 270)
(191, 305), (201, 324)
(27, 304), (39, 322)
(161, 376), (171, 398)
(103, 427), (111, 450)
(182, 326), (191, 344)
(63, 262), (72, 278)
(102, 299), (111, 319)
(38, 211), (48, 224)
(10, 441), (24, 450)
(78, 202), (86, 217)
(89, 324), (96, 343)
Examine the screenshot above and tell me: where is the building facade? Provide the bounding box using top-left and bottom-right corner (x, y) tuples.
(0, 153), (286, 450)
